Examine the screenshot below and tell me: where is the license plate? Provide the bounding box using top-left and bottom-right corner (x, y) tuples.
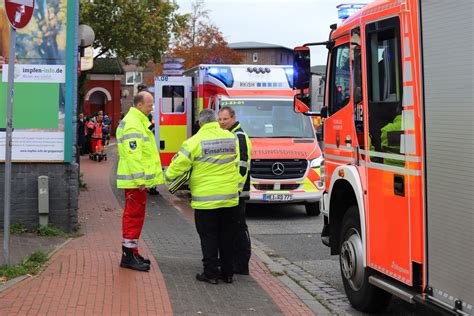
(262, 194), (293, 201)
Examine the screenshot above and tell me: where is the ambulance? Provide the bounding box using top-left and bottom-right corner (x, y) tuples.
(293, 0), (473, 313)
(154, 64), (323, 216)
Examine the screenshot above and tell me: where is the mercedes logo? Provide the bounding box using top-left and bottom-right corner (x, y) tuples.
(271, 162), (285, 176)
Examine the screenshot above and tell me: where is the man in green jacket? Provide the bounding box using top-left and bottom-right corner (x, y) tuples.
(165, 109), (240, 284)
(116, 91), (163, 272)
(218, 106), (252, 275)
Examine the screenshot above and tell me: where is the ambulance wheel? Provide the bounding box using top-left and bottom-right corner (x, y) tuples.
(305, 202), (320, 216)
(339, 205), (391, 313)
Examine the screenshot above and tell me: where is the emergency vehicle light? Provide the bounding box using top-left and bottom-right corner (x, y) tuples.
(336, 3), (366, 20)
(206, 66), (234, 87)
(284, 67), (294, 88)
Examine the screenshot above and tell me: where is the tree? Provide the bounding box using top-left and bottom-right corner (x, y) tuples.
(169, 0), (242, 70)
(80, 0), (186, 65)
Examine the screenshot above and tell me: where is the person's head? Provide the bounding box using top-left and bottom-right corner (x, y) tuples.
(218, 106), (236, 130)
(198, 109), (217, 126)
(78, 113), (84, 120)
(96, 111), (103, 122)
(134, 91), (154, 116)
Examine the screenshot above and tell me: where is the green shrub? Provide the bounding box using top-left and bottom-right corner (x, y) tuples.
(0, 251), (48, 280)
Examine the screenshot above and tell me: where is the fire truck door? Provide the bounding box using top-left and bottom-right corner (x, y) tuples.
(154, 76), (192, 167)
(364, 17), (412, 285)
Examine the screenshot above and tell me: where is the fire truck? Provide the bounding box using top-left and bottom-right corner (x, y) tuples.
(292, 0), (473, 314)
(154, 64), (323, 215)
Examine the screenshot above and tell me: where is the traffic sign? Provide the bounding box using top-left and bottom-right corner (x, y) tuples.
(162, 57), (185, 64)
(4, 0), (35, 29)
(162, 69), (184, 76)
(163, 63), (183, 69)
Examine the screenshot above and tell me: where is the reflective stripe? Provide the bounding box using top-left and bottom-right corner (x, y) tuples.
(144, 174), (156, 180)
(403, 85), (414, 107)
(122, 239), (138, 248)
(359, 150), (420, 162)
(117, 133), (149, 143)
(117, 172), (145, 180)
(360, 160), (421, 176)
(192, 193), (239, 202)
(201, 139), (236, 157)
(324, 154), (354, 163)
(195, 155), (236, 165)
(237, 161), (250, 168)
(235, 131), (246, 136)
(324, 144), (354, 152)
(180, 147), (191, 159)
(119, 120), (126, 128)
(404, 60), (413, 82)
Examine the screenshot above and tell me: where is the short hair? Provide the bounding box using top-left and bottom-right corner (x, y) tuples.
(198, 109), (217, 125)
(218, 106), (235, 118)
(133, 91), (150, 106)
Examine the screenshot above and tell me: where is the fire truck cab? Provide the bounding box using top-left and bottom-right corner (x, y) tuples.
(293, 0), (473, 314)
(154, 64), (323, 216)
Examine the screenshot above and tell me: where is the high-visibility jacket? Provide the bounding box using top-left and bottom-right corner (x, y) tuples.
(230, 122), (251, 194)
(91, 120), (103, 139)
(380, 114), (404, 167)
(165, 121), (239, 209)
(116, 107), (163, 188)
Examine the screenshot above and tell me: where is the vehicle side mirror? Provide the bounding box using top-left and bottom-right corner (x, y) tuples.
(294, 93), (311, 113)
(293, 46), (311, 90)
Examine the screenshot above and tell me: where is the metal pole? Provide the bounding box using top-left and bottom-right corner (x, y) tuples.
(3, 27), (16, 266)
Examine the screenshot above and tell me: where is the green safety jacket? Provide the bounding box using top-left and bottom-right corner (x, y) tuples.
(381, 114), (404, 167)
(165, 121), (239, 209)
(230, 122), (252, 194)
(116, 107), (163, 188)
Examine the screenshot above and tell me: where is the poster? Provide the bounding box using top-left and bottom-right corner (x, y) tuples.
(0, 0), (68, 161)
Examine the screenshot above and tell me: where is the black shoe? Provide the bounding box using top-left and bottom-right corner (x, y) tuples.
(233, 267), (249, 275)
(136, 254), (151, 265)
(120, 246), (150, 272)
(219, 275), (233, 284)
(196, 273), (218, 285)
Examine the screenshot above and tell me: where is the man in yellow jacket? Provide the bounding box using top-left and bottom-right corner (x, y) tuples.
(165, 109), (240, 284)
(116, 91), (163, 272)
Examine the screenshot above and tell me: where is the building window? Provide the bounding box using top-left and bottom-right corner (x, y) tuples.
(252, 52), (258, 63)
(125, 72), (143, 85)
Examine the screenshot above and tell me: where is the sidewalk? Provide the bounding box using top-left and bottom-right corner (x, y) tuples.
(0, 147), (318, 315)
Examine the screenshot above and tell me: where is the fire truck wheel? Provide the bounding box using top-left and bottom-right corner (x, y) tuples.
(305, 202), (320, 216)
(339, 205), (392, 312)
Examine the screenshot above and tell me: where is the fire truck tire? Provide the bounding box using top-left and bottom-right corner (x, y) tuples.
(339, 205), (392, 312)
(305, 202), (320, 216)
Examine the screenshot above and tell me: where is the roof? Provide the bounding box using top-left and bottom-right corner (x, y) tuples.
(89, 58), (124, 74)
(229, 41), (292, 51)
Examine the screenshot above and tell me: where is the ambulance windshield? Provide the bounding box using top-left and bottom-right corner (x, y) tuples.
(220, 99), (315, 138)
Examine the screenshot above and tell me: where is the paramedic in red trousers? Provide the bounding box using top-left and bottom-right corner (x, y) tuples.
(165, 109), (240, 284)
(218, 106), (252, 275)
(116, 91), (163, 271)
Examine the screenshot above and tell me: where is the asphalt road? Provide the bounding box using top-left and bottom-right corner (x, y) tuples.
(246, 202), (420, 315)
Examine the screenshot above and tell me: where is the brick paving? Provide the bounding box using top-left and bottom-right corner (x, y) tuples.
(0, 155), (172, 315)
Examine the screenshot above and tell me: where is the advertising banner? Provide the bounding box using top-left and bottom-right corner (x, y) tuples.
(0, 0), (69, 162)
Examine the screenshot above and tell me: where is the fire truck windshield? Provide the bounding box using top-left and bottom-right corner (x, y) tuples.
(220, 99), (315, 138)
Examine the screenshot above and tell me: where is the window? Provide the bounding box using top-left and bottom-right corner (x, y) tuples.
(125, 71), (143, 85)
(252, 52), (258, 63)
(162, 85), (185, 113)
(352, 27), (365, 148)
(329, 44), (350, 115)
(366, 17), (404, 166)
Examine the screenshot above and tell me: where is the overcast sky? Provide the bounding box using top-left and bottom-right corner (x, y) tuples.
(175, 0), (372, 65)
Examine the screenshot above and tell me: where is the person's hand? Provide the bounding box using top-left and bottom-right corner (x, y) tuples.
(138, 184), (146, 191)
(0, 56), (5, 72)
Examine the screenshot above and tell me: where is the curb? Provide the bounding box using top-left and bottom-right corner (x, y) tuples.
(252, 239), (333, 316)
(0, 237), (73, 294)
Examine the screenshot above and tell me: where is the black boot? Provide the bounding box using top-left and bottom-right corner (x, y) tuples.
(120, 246), (150, 272)
(136, 254), (151, 265)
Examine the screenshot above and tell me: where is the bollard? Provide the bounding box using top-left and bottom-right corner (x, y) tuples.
(38, 176), (49, 227)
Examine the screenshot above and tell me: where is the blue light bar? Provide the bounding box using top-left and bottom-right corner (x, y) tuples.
(337, 3), (366, 20)
(206, 66), (234, 87)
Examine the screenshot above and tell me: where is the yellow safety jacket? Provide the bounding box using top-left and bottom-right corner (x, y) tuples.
(230, 122), (252, 193)
(116, 107), (163, 188)
(165, 121), (239, 209)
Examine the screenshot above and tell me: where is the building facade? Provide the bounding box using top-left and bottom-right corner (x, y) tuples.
(229, 42), (293, 65)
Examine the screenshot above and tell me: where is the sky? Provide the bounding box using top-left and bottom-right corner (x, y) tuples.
(175, 0), (372, 65)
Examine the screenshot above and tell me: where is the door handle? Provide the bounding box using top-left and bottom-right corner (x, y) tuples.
(394, 174), (405, 196)
(160, 140), (165, 150)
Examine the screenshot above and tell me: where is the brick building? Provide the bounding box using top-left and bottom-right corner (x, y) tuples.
(229, 42), (293, 65)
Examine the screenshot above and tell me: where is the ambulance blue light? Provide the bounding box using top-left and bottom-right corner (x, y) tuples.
(337, 3), (366, 20)
(284, 67), (294, 88)
(206, 66), (234, 87)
